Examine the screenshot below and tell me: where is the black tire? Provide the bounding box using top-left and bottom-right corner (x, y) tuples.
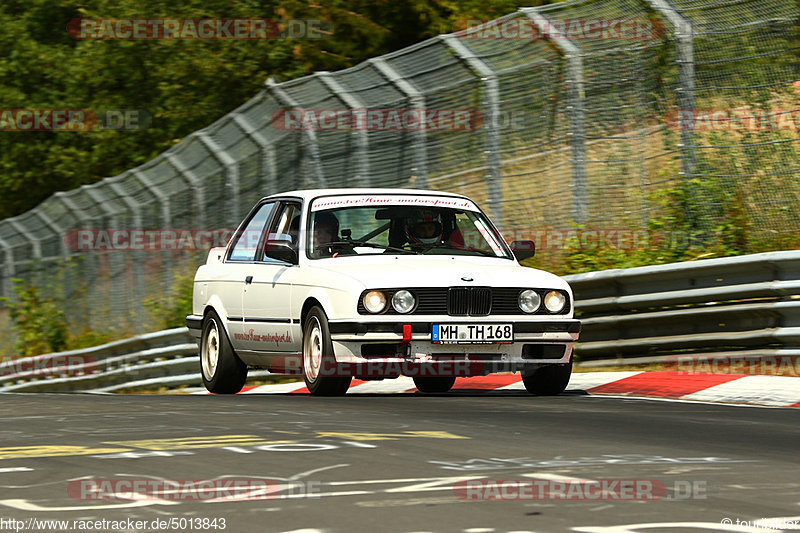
(413, 376), (456, 393)
(522, 360), (572, 395)
(201, 311), (248, 394)
(303, 306), (351, 396)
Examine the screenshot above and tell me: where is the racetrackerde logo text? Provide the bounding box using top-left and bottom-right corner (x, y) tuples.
(270, 109), (482, 132)
(456, 17), (665, 41)
(0, 109), (149, 131)
(67, 18), (330, 40)
(67, 478), (319, 501)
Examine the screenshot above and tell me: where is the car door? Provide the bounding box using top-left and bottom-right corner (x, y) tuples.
(224, 200), (276, 352)
(239, 200), (303, 354)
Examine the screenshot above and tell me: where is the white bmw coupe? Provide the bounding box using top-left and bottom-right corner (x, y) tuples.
(187, 189), (580, 396)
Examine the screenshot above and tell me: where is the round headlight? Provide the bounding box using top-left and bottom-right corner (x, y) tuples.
(518, 289), (541, 313)
(363, 291), (387, 313)
(544, 290), (567, 313)
(392, 290), (415, 314)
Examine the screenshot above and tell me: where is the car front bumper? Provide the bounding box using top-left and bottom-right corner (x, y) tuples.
(327, 319), (580, 372)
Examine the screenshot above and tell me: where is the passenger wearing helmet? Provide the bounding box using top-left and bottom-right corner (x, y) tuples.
(405, 210), (443, 246)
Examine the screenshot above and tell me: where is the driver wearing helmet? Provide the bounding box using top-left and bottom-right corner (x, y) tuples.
(405, 209), (443, 246)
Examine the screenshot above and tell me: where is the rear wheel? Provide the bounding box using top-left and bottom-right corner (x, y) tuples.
(413, 376), (456, 393)
(201, 311), (247, 394)
(522, 360), (572, 395)
(303, 306), (351, 396)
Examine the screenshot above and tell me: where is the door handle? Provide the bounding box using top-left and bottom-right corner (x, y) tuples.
(245, 275), (253, 285)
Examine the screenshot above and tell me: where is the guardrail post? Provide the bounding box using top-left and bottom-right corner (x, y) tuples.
(440, 34), (503, 226)
(317, 72), (371, 187)
(370, 57), (429, 189)
(521, 8), (588, 226)
(266, 78), (327, 188)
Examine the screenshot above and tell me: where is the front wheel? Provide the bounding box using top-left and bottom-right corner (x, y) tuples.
(522, 360), (572, 395)
(413, 377), (456, 393)
(303, 306), (351, 396)
(201, 311), (247, 394)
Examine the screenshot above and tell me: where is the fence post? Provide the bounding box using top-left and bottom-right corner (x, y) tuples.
(317, 72), (371, 187)
(106, 177), (146, 330)
(165, 154), (207, 228)
(440, 34), (503, 226)
(370, 57), (428, 189)
(0, 233), (15, 304)
(642, 0), (697, 227)
(54, 192), (96, 328)
(231, 111), (278, 196)
(31, 207), (75, 321)
(81, 185), (127, 328)
(266, 78), (327, 188)
(131, 170), (173, 293)
(522, 8), (588, 226)
(196, 132), (241, 224)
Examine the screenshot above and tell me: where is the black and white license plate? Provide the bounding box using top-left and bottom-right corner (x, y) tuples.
(431, 324), (514, 344)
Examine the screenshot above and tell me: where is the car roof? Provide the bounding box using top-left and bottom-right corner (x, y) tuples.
(261, 188), (472, 203)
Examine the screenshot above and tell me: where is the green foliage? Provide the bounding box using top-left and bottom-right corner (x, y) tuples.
(0, 0), (548, 220)
(1, 278), (68, 355)
(143, 271), (195, 330)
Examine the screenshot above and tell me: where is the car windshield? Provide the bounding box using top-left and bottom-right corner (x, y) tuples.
(307, 194), (512, 260)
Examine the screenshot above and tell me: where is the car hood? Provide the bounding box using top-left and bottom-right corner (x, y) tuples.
(307, 255), (571, 291)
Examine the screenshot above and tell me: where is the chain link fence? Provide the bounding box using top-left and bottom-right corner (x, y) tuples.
(0, 0), (798, 350)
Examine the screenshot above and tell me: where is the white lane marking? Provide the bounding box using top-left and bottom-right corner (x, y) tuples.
(287, 464), (349, 480)
(0, 467), (33, 473)
(327, 474), (486, 486)
(572, 515), (800, 533)
(0, 493), (179, 511)
(521, 473), (596, 483)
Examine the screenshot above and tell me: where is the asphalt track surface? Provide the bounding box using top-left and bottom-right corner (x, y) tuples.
(0, 390), (798, 533)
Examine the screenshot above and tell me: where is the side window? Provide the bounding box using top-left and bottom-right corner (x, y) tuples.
(228, 202), (275, 261)
(263, 202), (302, 262)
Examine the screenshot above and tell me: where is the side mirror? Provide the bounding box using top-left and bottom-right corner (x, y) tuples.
(510, 240), (535, 261)
(264, 240), (298, 264)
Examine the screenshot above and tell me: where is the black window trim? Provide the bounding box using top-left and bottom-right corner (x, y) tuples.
(304, 192), (515, 261)
(225, 196), (304, 264)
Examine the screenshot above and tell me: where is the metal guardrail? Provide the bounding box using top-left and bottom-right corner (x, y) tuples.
(1, 251), (798, 392)
(564, 250), (800, 360)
